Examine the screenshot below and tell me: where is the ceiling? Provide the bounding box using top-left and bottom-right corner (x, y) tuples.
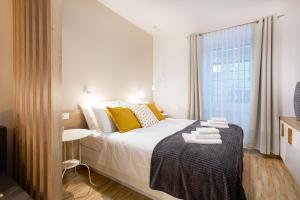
(98, 0), (285, 36)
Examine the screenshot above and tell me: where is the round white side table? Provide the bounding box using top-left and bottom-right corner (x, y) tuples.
(62, 129), (96, 186)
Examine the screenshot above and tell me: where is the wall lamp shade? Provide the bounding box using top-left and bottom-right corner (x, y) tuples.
(83, 87), (91, 95)
(294, 82), (300, 121)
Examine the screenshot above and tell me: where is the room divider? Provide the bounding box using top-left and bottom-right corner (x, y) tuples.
(13, 0), (62, 199)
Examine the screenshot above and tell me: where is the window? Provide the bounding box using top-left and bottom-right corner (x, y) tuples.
(201, 24), (253, 141)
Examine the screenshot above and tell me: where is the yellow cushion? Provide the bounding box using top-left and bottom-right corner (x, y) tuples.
(146, 103), (165, 121)
(106, 107), (141, 133)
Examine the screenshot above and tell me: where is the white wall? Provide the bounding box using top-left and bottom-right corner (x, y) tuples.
(153, 35), (189, 117)
(269, 0), (300, 154)
(153, 1), (291, 118)
(278, 0), (300, 117)
(62, 0), (153, 110)
(0, 0), (13, 173)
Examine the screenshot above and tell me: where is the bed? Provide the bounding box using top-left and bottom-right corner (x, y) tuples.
(80, 118), (193, 200)
(65, 109), (245, 200)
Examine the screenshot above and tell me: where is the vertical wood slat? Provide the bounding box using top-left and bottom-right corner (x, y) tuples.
(25, 0), (30, 192)
(34, 0), (41, 197)
(49, 0), (62, 197)
(13, 0), (62, 199)
(30, 0), (37, 197)
(12, 0), (18, 181)
(20, 0), (26, 188)
(38, 0), (44, 197)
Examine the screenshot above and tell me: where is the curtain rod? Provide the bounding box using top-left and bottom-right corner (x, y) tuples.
(190, 14), (285, 37)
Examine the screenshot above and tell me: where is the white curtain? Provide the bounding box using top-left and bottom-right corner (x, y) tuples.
(188, 34), (202, 120)
(248, 16), (278, 155)
(200, 24), (254, 143)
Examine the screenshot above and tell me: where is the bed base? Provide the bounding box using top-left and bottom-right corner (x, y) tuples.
(81, 145), (179, 200)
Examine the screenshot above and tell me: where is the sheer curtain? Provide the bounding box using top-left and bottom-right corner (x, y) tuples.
(200, 24), (254, 143)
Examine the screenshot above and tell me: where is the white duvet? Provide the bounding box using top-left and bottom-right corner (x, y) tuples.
(80, 118), (195, 184)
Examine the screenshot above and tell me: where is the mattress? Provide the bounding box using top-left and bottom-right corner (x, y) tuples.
(80, 118), (195, 184)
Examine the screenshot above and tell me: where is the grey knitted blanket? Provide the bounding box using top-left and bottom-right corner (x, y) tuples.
(150, 121), (246, 200)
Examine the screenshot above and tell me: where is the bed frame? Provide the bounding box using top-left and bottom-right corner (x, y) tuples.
(63, 109), (178, 200)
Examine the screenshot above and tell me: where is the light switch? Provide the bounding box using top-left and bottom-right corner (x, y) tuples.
(62, 112), (70, 120)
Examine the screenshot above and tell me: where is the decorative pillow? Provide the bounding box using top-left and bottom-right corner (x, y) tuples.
(128, 104), (159, 128)
(106, 107), (141, 133)
(80, 104), (100, 131)
(145, 102), (165, 121)
(92, 107), (117, 133)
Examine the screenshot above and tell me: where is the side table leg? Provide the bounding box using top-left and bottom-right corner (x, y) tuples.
(62, 168), (67, 178)
(79, 163), (96, 186)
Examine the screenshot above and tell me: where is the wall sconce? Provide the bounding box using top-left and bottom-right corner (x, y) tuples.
(130, 91), (146, 103)
(83, 87), (92, 95)
(82, 87), (97, 106)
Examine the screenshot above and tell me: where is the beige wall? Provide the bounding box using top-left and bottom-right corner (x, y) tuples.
(62, 0), (153, 110)
(0, 0), (13, 173)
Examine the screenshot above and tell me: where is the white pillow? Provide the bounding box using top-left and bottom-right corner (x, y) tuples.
(92, 107), (117, 133)
(93, 100), (126, 108)
(80, 104), (100, 131)
(90, 100), (123, 133)
(128, 104), (159, 128)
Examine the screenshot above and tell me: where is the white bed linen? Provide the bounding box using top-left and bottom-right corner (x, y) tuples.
(80, 118), (195, 184)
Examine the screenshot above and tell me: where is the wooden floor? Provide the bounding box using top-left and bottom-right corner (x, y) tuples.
(63, 151), (300, 200)
(62, 170), (149, 200)
(243, 151), (300, 200)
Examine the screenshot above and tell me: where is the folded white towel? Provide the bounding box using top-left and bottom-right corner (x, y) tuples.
(201, 121), (229, 128)
(182, 133), (222, 144)
(193, 133), (221, 139)
(207, 120), (228, 126)
(211, 117), (227, 123)
(195, 127), (219, 134)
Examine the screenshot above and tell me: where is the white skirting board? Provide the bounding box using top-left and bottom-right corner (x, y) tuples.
(81, 145), (180, 200)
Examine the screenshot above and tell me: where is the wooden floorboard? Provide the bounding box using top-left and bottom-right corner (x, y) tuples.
(63, 151), (300, 200)
(243, 150), (300, 200)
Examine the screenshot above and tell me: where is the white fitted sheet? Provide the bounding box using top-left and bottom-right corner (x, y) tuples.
(80, 118), (195, 184)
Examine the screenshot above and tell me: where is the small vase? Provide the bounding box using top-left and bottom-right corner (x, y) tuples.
(294, 82), (300, 121)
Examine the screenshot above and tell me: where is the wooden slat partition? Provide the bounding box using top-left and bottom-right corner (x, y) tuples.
(13, 0), (62, 199)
